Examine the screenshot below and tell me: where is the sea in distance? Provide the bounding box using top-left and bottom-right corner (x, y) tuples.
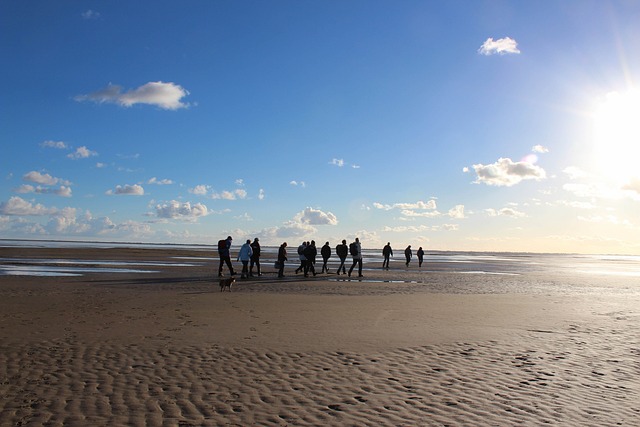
(1, 239), (640, 284)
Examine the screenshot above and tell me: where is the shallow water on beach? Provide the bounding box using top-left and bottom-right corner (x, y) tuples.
(1, 239), (639, 279)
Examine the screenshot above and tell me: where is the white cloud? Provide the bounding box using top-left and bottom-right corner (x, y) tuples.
(15, 185), (72, 197)
(106, 184), (145, 196)
(294, 207), (338, 225)
(40, 140), (68, 149)
(485, 207), (526, 217)
(189, 184), (210, 195)
(81, 10), (101, 19)
(75, 81), (190, 110)
(0, 196), (58, 216)
(330, 158), (345, 167)
(155, 200), (210, 221)
(67, 146), (98, 159)
(472, 157), (546, 186)
(23, 171), (71, 186)
(235, 179), (244, 186)
(148, 177), (174, 185)
(400, 209), (441, 218)
(532, 145), (549, 153)
(373, 200), (437, 211)
(563, 166), (588, 180)
(478, 37), (521, 55)
(258, 189), (265, 200)
(290, 180), (306, 188)
(211, 189), (247, 200)
(448, 205), (465, 219)
(622, 178), (640, 195)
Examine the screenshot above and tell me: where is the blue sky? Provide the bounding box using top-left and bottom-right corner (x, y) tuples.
(2, 1), (640, 254)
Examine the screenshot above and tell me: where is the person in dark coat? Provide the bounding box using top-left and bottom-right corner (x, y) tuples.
(249, 237), (262, 276)
(303, 240), (317, 277)
(320, 241), (331, 273)
(277, 242), (287, 278)
(382, 242), (393, 269)
(404, 245), (412, 267)
(335, 239), (348, 275)
(218, 236), (235, 277)
(417, 246), (425, 268)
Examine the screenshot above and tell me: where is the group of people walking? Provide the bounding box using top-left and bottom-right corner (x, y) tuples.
(217, 236), (424, 279)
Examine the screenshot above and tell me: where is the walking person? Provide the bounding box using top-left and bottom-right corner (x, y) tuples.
(303, 240), (317, 277)
(217, 236), (235, 277)
(295, 241), (307, 274)
(417, 246), (425, 268)
(348, 237), (363, 278)
(335, 239), (348, 275)
(277, 242), (288, 278)
(249, 237), (262, 276)
(382, 242), (393, 269)
(320, 241), (331, 273)
(237, 239), (253, 279)
(405, 245), (412, 267)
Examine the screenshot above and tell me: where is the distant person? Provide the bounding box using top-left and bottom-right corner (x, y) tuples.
(417, 247), (425, 268)
(303, 240), (318, 277)
(295, 241), (307, 274)
(382, 242), (393, 269)
(249, 237), (262, 277)
(348, 237), (363, 278)
(404, 245), (412, 267)
(237, 239), (253, 279)
(277, 242), (288, 278)
(320, 241), (331, 273)
(335, 239), (348, 275)
(217, 236), (235, 277)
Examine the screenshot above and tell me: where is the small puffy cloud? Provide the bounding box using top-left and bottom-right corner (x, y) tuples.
(330, 158), (345, 167)
(563, 166), (588, 180)
(485, 207), (526, 217)
(448, 205), (465, 219)
(189, 184), (210, 195)
(155, 200), (210, 222)
(15, 185), (72, 197)
(258, 189), (265, 200)
(211, 189), (247, 200)
(294, 207), (339, 226)
(622, 178), (640, 194)
(75, 81), (190, 110)
(40, 140), (68, 149)
(81, 10), (100, 19)
(0, 196), (58, 216)
(532, 145), (549, 153)
(235, 179), (244, 186)
(106, 184), (145, 196)
(478, 37), (521, 55)
(23, 171), (70, 186)
(472, 157), (546, 186)
(373, 200), (437, 211)
(290, 180), (306, 188)
(67, 146), (98, 159)
(148, 177), (173, 185)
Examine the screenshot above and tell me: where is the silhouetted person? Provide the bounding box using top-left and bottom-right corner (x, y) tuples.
(249, 237), (262, 276)
(335, 240), (348, 275)
(277, 242), (287, 278)
(348, 237), (363, 278)
(295, 241), (307, 274)
(417, 246), (425, 267)
(405, 245), (412, 267)
(382, 242), (393, 269)
(320, 241), (331, 273)
(217, 236), (235, 277)
(303, 240), (317, 277)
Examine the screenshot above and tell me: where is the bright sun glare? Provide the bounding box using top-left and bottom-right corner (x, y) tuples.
(592, 89), (640, 183)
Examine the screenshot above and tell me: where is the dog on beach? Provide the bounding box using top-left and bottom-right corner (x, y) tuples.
(219, 277), (236, 292)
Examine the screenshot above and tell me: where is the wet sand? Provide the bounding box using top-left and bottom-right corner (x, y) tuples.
(0, 246), (638, 425)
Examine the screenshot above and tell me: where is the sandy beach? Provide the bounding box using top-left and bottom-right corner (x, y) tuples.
(1, 246), (639, 426)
